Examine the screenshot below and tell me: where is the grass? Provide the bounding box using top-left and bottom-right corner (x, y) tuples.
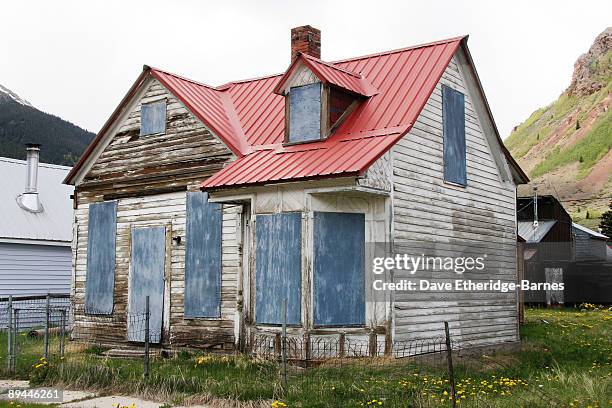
(1, 307), (611, 407)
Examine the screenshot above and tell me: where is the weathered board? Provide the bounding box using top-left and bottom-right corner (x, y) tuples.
(128, 226), (165, 343)
(442, 84), (467, 185)
(85, 201), (117, 314)
(255, 213), (302, 325)
(289, 83), (321, 142)
(185, 192), (222, 318)
(313, 212), (365, 326)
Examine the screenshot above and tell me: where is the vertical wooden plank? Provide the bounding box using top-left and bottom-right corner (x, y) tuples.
(184, 192), (223, 318)
(313, 212), (365, 326)
(442, 84), (467, 185)
(85, 201), (117, 314)
(289, 83), (321, 142)
(255, 213), (302, 325)
(128, 226), (166, 343)
(140, 100), (167, 136)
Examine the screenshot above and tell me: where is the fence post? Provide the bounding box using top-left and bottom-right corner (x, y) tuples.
(7, 295), (13, 372)
(338, 332), (346, 358)
(444, 322), (457, 408)
(281, 298), (288, 391)
(44, 293), (50, 360)
(13, 309), (19, 364)
(60, 309), (66, 357)
(144, 296), (150, 378)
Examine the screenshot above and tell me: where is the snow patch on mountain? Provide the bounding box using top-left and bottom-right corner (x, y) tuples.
(0, 84), (33, 107)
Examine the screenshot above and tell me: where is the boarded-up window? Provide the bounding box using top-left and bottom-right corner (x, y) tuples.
(255, 213), (302, 325)
(442, 85), (467, 185)
(313, 212), (365, 326)
(289, 83), (321, 143)
(185, 192), (222, 318)
(140, 100), (166, 136)
(85, 201), (117, 314)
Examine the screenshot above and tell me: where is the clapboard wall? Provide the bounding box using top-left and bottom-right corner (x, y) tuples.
(72, 77), (239, 349)
(391, 51), (519, 346)
(0, 243), (71, 296)
(573, 226), (608, 261)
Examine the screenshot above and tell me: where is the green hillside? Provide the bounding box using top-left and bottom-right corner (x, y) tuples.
(505, 28), (611, 230)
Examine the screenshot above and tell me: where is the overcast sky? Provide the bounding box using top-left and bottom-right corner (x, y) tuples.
(1, 0), (610, 138)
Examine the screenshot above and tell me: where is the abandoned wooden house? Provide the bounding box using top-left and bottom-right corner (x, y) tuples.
(64, 26), (528, 355)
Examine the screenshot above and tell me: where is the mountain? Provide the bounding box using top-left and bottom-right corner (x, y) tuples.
(505, 27), (611, 230)
(0, 85), (95, 166)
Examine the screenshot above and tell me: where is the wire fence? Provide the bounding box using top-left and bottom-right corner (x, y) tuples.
(0, 295), (566, 406)
(1, 294), (154, 377)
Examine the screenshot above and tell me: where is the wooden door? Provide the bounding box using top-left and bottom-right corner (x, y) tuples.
(128, 226), (166, 343)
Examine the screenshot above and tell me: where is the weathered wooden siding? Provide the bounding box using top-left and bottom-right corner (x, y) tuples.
(73, 192), (240, 348)
(77, 78), (234, 200)
(72, 77), (239, 349)
(391, 51), (519, 346)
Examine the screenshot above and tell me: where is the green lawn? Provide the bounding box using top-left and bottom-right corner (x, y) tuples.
(1, 307), (610, 407)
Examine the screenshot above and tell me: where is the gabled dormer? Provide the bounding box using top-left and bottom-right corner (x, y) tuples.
(274, 26), (378, 145)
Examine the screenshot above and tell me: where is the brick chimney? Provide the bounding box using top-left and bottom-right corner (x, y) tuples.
(291, 25), (321, 61)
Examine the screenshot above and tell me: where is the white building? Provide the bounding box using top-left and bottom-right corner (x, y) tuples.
(0, 145), (73, 296)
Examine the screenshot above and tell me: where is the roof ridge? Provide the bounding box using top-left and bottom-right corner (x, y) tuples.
(147, 36), (466, 90)
(331, 35), (466, 64)
(301, 53), (363, 78)
(216, 73), (284, 89)
(147, 66), (218, 89)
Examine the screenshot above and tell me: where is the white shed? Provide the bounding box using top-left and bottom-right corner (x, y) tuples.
(0, 145), (74, 296)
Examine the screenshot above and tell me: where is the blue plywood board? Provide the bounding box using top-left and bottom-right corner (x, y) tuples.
(185, 192), (222, 318)
(85, 201), (117, 315)
(255, 213), (302, 325)
(313, 212), (365, 326)
(442, 85), (467, 185)
(140, 100), (166, 136)
(128, 226), (165, 343)
(289, 83), (321, 142)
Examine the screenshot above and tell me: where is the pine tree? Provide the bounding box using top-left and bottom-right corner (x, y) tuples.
(600, 201), (612, 237)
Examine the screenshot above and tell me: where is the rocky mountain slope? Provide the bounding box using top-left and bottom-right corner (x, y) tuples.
(505, 27), (611, 230)
(0, 85), (94, 166)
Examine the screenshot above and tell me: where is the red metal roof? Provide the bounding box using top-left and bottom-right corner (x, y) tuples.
(70, 36), (520, 187)
(202, 36), (464, 188)
(150, 69), (252, 156)
(273, 53), (379, 97)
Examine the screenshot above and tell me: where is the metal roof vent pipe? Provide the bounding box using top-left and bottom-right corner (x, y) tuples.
(16, 143), (43, 213)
